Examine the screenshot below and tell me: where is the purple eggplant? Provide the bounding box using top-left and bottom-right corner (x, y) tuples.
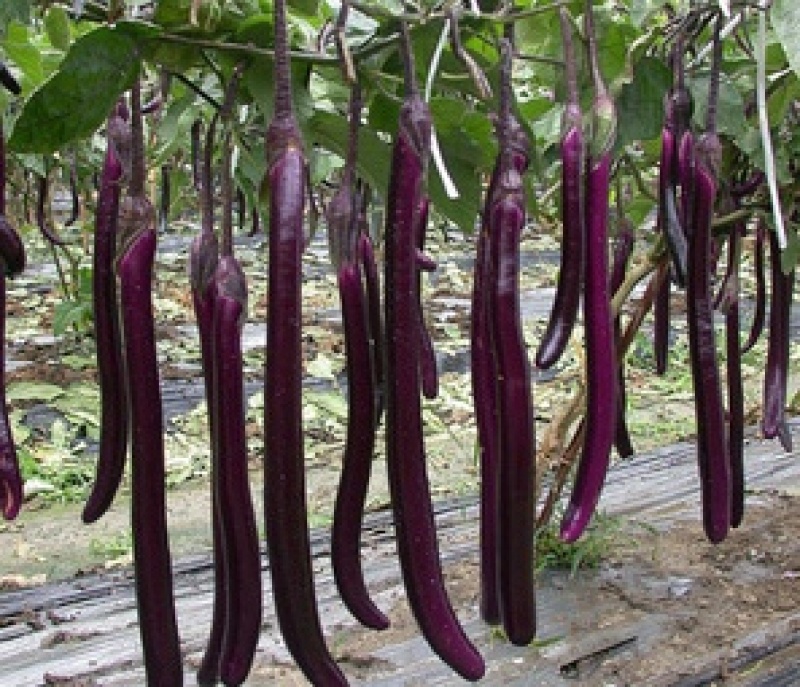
(560, 1), (618, 543)
(194, 116), (225, 687)
(718, 226), (745, 527)
(83, 105), (129, 524)
(610, 224), (635, 459)
(212, 255), (262, 686)
(263, 0), (347, 682)
(685, 21), (732, 544)
(328, 85), (389, 632)
(536, 9), (585, 370)
(383, 25), (484, 681)
(333, 256), (389, 631)
(489, 41), (536, 646)
(762, 228), (794, 452)
(0, 269), (20, 521)
(117, 82), (182, 686)
(0, 123), (21, 521)
(414, 197), (439, 399)
(742, 220), (766, 353)
(118, 222), (183, 685)
(685, 135), (731, 544)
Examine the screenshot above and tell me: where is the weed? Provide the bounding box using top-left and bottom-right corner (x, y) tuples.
(535, 510), (622, 574)
(90, 531), (133, 558)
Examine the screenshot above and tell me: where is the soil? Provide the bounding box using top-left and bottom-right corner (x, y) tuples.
(232, 492), (800, 685)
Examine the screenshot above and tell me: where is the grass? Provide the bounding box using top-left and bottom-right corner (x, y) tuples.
(535, 510), (622, 574)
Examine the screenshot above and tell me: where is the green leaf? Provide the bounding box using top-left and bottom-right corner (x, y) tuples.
(772, 0), (800, 79)
(615, 56), (672, 148)
(4, 22), (43, 87)
(430, 131), (483, 233)
(44, 6), (71, 52)
(6, 381), (65, 403)
(53, 299), (92, 335)
(688, 73), (746, 139)
(0, 0), (30, 36)
(308, 110), (391, 200)
(9, 26), (140, 154)
(289, 0), (319, 17)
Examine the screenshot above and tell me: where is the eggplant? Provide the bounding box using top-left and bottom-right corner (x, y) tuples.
(560, 1), (618, 543)
(263, 0), (348, 682)
(536, 9), (585, 370)
(83, 105), (129, 524)
(118, 81), (182, 686)
(329, 85), (389, 632)
(383, 25), (484, 681)
(212, 255), (262, 686)
(762, 227), (794, 452)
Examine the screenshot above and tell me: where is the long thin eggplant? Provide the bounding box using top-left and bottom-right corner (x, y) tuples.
(686, 136), (731, 544)
(718, 226), (745, 528)
(384, 25), (484, 681)
(490, 39), (536, 647)
(414, 196), (438, 399)
(213, 256), (262, 686)
(742, 219), (766, 353)
(264, 0), (348, 682)
(536, 9), (584, 370)
(0, 267), (20, 521)
(0, 123), (21, 521)
(356, 201), (384, 422)
(194, 116), (225, 687)
(83, 105), (129, 524)
(762, 227), (794, 452)
(560, 1), (618, 544)
(473, 67), (530, 631)
(333, 255), (389, 631)
(653, 224), (671, 376)
(685, 22), (731, 544)
(329, 85), (389, 632)
(117, 81), (182, 685)
(35, 175), (67, 246)
(610, 223), (635, 459)
(657, 95), (688, 286)
(472, 160), (501, 626)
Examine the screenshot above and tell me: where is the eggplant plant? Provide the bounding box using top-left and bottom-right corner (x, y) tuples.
(0, 1), (797, 683)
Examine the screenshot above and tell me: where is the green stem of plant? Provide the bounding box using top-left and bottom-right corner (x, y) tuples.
(50, 242), (71, 300)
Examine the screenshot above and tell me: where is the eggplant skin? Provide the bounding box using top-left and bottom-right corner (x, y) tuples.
(742, 222), (766, 354)
(489, 174), (536, 647)
(264, 138), (348, 686)
(385, 93), (484, 682)
(536, 125), (585, 370)
(83, 131), (128, 525)
(685, 138), (731, 545)
(332, 259), (389, 631)
(0, 217), (24, 277)
(213, 257), (262, 686)
(762, 229), (794, 453)
(560, 153), (616, 544)
(118, 224), (183, 686)
(0, 268), (21, 521)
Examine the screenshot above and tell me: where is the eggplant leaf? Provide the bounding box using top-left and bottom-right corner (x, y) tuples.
(9, 26), (139, 154)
